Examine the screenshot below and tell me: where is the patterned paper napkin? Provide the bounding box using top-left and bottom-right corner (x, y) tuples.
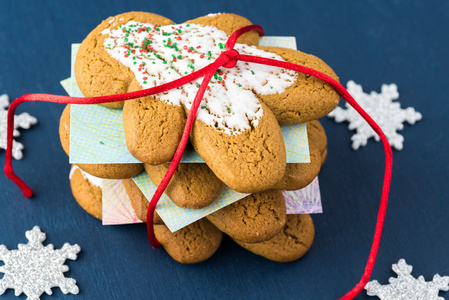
(101, 174), (322, 231)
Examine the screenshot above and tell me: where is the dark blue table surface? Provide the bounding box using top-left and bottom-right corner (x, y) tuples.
(1, 1), (448, 299)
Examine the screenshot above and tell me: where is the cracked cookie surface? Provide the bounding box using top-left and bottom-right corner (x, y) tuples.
(144, 163), (224, 209)
(206, 189), (287, 243)
(154, 218), (222, 264)
(234, 214), (314, 262)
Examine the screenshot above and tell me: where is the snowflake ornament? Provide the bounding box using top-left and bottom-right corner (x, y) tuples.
(366, 259), (449, 300)
(0, 226), (81, 300)
(328, 81), (422, 150)
(0, 93), (38, 159)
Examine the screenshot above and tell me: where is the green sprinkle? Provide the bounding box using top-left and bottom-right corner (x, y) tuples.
(218, 43), (224, 49)
(186, 24), (190, 27)
(251, 70), (255, 75)
(218, 77), (223, 81)
(100, 141), (104, 145)
(227, 107), (231, 113)
(177, 55), (182, 59)
(187, 61), (195, 69)
(196, 84), (201, 88)
(124, 38), (128, 42)
(201, 105), (206, 109)
(143, 81), (147, 84)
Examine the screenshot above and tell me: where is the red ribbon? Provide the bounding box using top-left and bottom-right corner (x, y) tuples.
(4, 24), (392, 299)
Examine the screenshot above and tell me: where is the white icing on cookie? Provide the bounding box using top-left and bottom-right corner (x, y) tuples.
(103, 22), (296, 134)
(69, 165), (103, 188)
(206, 13), (223, 17)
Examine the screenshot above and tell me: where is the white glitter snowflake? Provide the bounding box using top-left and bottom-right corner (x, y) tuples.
(366, 259), (449, 300)
(0, 226), (81, 300)
(328, 81), (422, 150)
(0, 94), (38, 159)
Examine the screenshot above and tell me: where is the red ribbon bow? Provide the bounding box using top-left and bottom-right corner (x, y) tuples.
(4, 24), (392, 299)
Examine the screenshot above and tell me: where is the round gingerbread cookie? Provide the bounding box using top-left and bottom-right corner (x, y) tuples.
(69, 165), (103, 220)
(206, 190), (287, 243)
(144, 163), (224, 209)
(78, 11), (341, 193)
(234, 214), (314, 263)
(59, 104), (144, 179)
(154, 218), (223, 264)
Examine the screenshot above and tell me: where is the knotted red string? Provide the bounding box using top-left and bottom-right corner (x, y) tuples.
(4, 24), (392, 299)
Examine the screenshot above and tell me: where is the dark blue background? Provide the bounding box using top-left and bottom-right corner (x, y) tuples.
(1, 1), (448, 299)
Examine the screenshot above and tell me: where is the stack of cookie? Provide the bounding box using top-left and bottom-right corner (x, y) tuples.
(60, 12), (340, 264)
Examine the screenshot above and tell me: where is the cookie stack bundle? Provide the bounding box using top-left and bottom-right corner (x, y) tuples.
(60, 12), (340, 264)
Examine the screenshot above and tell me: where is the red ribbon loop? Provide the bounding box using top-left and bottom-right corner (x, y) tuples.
(4, 23), (392, 300)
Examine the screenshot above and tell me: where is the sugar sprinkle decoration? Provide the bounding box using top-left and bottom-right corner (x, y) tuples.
(103, 21), (297, 135)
